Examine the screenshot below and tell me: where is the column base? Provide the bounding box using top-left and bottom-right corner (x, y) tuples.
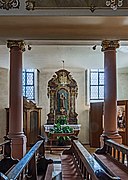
(8, 133), (27, 159)
(100, 132), (122, 147)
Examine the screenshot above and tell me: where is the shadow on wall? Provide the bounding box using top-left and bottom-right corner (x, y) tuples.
(0, 109), (6, 139)
(78, 110), (89, 144)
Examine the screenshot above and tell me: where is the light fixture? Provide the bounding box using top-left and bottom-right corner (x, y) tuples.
(106, 0), (123, 10)
(28, 45), (32, 51)
(0, 0), (20, 10)
(92, 45), (97, 50)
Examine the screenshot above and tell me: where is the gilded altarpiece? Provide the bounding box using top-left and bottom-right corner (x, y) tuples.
(47, 69), (78, 124)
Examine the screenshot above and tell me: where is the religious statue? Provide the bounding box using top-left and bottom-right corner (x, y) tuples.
(59, 93), (67, 114)
(60, 93), (66, 109)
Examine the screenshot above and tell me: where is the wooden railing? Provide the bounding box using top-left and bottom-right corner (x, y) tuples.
(94, 137), (128, 179)
(0, 137), (53, 180)
(97, 138), (128, 168)
(61, 140), (120, 180)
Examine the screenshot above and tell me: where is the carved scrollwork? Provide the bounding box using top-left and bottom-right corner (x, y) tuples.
(47, 69), (78, 124)
(25, 0), (128, 12)
(26, 0), (35, 10)
(0, 0), (20, 10)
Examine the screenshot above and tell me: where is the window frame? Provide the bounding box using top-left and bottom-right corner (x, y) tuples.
(22, 69), (35, 100)
(90, 69), (104, 101)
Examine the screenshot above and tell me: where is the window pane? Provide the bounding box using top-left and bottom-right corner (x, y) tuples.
(23, 86), (25, 96)
(99, 69), (104, 72)
(26, 73), (34, 85)
(91, 72), (98, 85)
(91, 69), (98, 72)
(90, 69), (104, 101)
(99, 73), (104, 85)
(26, 86), (34, 100)
(26, 69), (34, 72)
(99, 86), (104, 99)
(22, 72), (25, 85)
(90, 86), (98, 99)
(22, 69), (35, 100)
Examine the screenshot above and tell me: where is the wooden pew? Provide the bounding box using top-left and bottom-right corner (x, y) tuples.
(0, 136), (18, 174)
(94, 137), (128, 180)
(0, 137), (53, 180)
(61, 140), (120, 180)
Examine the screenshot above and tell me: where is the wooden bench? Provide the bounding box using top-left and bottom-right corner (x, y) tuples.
(0, 136), (19, 174)
(61, 140), (120, 180)
(0, 136), (53, 180)
(94, 137), (128, 180)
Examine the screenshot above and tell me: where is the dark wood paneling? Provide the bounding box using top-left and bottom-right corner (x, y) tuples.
(89, 102), (103, 148)
(89, 100), (128, 147)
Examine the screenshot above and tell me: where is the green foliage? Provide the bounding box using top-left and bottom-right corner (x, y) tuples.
(48, 115), (73, 145)
(61, 126), (73, 133)
(56, 115), (67, 125)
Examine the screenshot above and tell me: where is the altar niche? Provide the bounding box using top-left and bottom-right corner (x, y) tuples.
(47, 69), (78, 124)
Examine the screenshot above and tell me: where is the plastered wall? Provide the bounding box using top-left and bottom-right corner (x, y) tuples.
(0, 68), (9, 140)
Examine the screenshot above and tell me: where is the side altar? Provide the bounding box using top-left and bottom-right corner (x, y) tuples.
(44, 68), (81, 138)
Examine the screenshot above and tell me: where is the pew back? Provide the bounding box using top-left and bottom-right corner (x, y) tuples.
(105, 139), (128, 168)
(0, 138), (53, 180)
(94, 138), (128, 179)
(61, 140), (120, 180)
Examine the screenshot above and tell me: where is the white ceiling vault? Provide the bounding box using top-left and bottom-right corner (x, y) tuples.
(0, 0), (128, 71)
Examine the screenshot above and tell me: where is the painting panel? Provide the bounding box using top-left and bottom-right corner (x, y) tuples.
(117, 105), (126, 131)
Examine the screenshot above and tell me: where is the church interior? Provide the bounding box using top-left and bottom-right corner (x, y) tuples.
(0, 0), (128, 179)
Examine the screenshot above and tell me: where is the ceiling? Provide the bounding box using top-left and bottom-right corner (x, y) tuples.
(0, 15), (128, 71)
(0, 16), (128, 41)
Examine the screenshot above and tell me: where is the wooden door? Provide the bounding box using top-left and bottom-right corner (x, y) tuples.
(89, 102), (103, 148)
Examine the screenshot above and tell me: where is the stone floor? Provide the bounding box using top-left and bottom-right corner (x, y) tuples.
(45, 148), (63, 179)
(45, 144), (96, 179)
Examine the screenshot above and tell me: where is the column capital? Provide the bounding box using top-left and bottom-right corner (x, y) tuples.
(101, 40), (120, 52)
(7, 40), (26, 52)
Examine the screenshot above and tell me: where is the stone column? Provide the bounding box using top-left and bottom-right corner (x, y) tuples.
(101, 40), (122, 143)
(7, 40), (27, 159)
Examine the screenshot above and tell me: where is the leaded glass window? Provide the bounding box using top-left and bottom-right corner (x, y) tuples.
(90, 69), (104, 100)
(22, 69), (35, 100)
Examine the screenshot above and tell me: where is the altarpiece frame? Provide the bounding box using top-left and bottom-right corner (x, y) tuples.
(47, 69), (78, 125)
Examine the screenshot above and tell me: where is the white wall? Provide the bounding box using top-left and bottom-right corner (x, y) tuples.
(117, 72), (128, 100)
(0, 68), (9, 140)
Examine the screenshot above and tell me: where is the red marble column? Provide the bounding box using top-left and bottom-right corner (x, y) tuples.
(7, 40), (26, 159)
(101, 40), (122, 144)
